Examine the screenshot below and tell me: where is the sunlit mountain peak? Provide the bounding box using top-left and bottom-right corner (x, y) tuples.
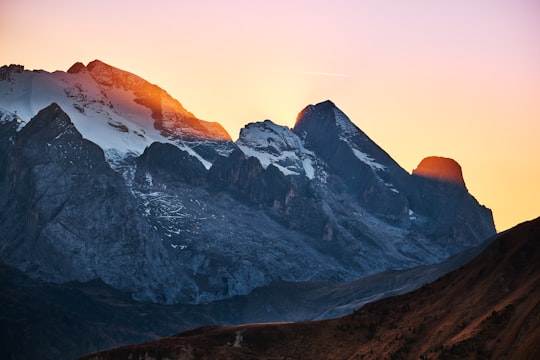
(413, 156), (466, 188)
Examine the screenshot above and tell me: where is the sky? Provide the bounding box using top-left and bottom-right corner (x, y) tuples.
(2, 0), (539, 231)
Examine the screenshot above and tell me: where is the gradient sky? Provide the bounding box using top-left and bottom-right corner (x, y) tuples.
(2, 0), (539, 231)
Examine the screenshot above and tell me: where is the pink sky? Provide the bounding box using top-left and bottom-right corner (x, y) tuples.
(2, 0), (539, 231)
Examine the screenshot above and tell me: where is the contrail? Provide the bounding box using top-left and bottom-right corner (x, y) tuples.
(299, 71), (351, 77)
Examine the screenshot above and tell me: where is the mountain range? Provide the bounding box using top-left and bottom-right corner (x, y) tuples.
(0, 60), (499, 357)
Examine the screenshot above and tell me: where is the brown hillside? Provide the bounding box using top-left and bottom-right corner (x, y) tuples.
(82, 217), (540, 360)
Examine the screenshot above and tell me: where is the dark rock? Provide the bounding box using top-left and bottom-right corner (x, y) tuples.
(293, 100), (410, 220)
(107, 122), (129, 132)
(0, 104), (181, 303)
(0, 64), (24, 81)
(135, 142), (207, 186)
(208, 148), (290, 206)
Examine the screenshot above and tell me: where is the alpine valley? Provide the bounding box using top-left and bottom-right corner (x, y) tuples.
(0, 61), (497, 358)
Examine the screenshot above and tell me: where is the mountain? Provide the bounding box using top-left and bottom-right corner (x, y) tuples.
(0, 60), (500, 357)
(0, 61), (495, 305)
(81, 217), (540, 360)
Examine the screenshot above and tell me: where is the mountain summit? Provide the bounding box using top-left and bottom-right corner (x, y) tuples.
(71, 60), (231, 142)
(413, 156), (466, 187)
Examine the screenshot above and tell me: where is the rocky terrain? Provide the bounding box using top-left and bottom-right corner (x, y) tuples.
(82, 217), (540, 360)
(0, 236), (492, 360)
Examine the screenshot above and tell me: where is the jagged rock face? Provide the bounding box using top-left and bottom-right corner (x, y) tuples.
(407, 175), (494, 248)
(0, 61), (497, 305)
(0, 64), (25, 81)
(0, 104), (189, 303)
(293, 101), (410, 219)
(208, 149), (293, 207)
(413, 156), (466, 187)
(136, 142), (207, 186)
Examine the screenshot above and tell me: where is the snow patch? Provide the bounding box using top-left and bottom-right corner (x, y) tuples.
(351, 148), (386, 171)
(303, 158), (315, 180)
(178, 143), (212, 170)
(334, 107), (359, 137)
(333, 109), (386, 172)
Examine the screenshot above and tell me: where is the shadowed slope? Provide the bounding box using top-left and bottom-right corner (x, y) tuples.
(82, 217), (540, 360)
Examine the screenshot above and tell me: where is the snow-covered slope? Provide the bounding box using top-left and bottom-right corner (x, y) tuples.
(0, 62), (232, 168)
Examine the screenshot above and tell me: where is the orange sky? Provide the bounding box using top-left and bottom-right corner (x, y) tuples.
(2, 0), (539, 231)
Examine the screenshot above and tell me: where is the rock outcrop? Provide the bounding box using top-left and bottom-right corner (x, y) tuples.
(413, 156), (466, 187)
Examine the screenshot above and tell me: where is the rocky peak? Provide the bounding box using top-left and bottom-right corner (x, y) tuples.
(412, 156), (466, 188)
(293, 100), (370, 145)
(235, 119), (317, 179)
(85, 59), (151, 92)
(237, 120), (299, 156)
(86, 60), (232, 142)
(0, 64), (25, 81)
(17, 103), (78, 144)
(64, 60), (232, 142)
(292, 100), (399, 174)
(66, 62), (87, 74)
(293, 100), (339, 136)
